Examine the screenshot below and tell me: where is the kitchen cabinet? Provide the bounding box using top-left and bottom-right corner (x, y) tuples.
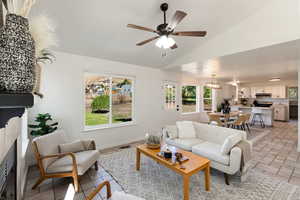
(274, 105), (288, 121)
(249, 85), (286, 98)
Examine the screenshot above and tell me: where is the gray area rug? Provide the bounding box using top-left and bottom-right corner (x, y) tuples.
(99, 148), (300, 200)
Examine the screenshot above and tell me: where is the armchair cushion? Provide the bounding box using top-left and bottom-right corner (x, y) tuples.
(59, 140), (85, 153)
(220, 133), (242, 155)
(33, 130), (67, 169)
(176, 121), (196, 139)
(46, 150), (99, 175)
(192, 142), (229, 165)
(110, 191), (145, 200)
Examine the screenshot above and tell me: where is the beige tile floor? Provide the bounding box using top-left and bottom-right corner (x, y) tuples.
(24, 121), (299, 200)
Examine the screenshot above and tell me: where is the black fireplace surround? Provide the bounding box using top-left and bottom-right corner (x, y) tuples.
(0, 93), (34, 200)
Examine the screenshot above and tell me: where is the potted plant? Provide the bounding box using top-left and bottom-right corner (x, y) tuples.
(28, 113), (58, 136)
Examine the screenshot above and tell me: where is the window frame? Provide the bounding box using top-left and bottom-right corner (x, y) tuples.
(83, 72), (135, 132)
(202, 86), (213, 112)
(163, 81), (178, 111)
(181, 85), (200, 114)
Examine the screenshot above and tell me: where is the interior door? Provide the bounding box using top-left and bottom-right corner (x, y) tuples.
(162, 81), (181, 124)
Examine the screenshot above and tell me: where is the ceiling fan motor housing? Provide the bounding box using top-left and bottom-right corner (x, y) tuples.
(160, 3), (168, 12)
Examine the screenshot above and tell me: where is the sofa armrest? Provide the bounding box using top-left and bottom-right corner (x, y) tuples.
(228, 147), (242, 175)
(81, 140), (96, 150)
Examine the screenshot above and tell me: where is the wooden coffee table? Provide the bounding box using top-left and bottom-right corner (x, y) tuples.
(136, 144), (210, 200)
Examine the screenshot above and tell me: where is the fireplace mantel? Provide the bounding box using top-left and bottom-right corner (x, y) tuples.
(0, 93), (34, 128)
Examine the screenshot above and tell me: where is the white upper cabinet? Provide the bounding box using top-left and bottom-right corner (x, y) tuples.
(248, 85), (286, 98)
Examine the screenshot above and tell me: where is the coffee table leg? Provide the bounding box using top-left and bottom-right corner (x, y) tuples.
(183, 175), (190, 200)
(204, 165), (210, 191)
(136, 149), (140, 171)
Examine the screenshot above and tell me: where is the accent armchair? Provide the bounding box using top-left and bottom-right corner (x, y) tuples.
(32, 130), (100, 192)
(86, 181), (145, 200)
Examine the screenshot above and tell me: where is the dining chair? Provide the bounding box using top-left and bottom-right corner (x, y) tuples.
(230, 114), (248, 130)
(208, 113), (225, 127)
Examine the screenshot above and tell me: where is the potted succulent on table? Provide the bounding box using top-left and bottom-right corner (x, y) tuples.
(145, 134), (161, 149)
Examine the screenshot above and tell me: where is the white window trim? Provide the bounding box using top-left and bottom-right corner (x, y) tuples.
(83, 72), (135, 132)
(181, 85), (200, 115)
(202, 86), (217, 112)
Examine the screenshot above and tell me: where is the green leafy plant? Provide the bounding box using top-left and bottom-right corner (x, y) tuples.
(91, 95), (109, 113)
(28, 113), (58, 136)
(217, 104), (222, 112)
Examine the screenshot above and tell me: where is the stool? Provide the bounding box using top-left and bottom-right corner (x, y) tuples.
(251, 108), (265, 128)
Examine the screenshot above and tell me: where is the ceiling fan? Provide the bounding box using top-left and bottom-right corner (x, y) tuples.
(127, 3), (207, 50)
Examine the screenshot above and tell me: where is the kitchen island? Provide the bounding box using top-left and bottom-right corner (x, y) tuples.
(231, 105), (274, 126)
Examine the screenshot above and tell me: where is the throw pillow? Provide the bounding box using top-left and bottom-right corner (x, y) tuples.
(220, 133), (242, 155)
(59, 140), (85, 153)
(164, 125), (178, 139)
(176, 121), (196, 139)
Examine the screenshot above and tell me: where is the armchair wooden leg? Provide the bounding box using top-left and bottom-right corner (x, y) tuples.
(94, 161), (99, 171)
(32, 176), (45, 190)
(224, 173), (230, 185)
(73, 174), (79, 192)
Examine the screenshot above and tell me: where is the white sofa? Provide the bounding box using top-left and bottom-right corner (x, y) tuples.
(163, 121), (252, 184)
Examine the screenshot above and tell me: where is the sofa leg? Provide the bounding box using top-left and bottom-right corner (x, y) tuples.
(224, 173), (230, 185)
(94, 161), (99, 171)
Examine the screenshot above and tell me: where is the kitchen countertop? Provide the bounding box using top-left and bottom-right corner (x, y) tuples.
(232, 105), (274, 110)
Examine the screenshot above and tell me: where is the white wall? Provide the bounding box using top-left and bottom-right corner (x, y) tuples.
(28, 52), (206, 150)
(168, 0), (300, 68)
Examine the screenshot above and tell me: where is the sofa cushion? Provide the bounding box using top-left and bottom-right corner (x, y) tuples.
(166, 138), (204, 151)
(176, 121), (196, 139)
(59, 140), (85, 153)
(221, 133), (242, 155)
(110, 191), (145, 200)
(46, 150), (99, 175)
(164, 125), (178, 139)
(193, 122), (245, 145)
(192, 142), (229, 165)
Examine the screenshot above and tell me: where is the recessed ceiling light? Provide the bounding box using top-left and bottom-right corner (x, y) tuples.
(269, 77), (281, 82)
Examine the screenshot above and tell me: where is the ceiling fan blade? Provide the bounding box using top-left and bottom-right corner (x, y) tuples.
(136, 36), (160, 46)
(171, 31), (207, 37)
(167, 10), (187, 30)
(127, 24), (157, 33)
(170, 43), (178, 50)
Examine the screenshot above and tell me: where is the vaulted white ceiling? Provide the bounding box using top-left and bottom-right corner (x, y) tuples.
(30, 0), (273, 68)
(172, 40), (299, 83)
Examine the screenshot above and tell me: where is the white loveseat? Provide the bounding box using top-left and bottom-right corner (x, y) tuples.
(163, 121), (252, 184)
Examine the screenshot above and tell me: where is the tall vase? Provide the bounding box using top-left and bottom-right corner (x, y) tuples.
(0, 14), (35, 93)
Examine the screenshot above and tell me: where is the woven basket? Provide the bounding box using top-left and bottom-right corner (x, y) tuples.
(146, 143), (161, 149)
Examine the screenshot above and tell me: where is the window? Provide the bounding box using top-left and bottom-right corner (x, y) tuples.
(85, 73), (134, 130)
(288, 87), (298, 99)
(164, 83), (177, 110)
(182, 86), (197, 113)
(203, 86), (212, 111)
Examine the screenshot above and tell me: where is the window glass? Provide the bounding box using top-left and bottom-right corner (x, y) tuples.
(182, 86), (197, 113)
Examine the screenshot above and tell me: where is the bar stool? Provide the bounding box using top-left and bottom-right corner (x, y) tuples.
(251, 107), (265, 128)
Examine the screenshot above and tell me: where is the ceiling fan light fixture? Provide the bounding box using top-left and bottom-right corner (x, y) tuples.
(155, 35), (176, 49)
(205, 74), (222, 89)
